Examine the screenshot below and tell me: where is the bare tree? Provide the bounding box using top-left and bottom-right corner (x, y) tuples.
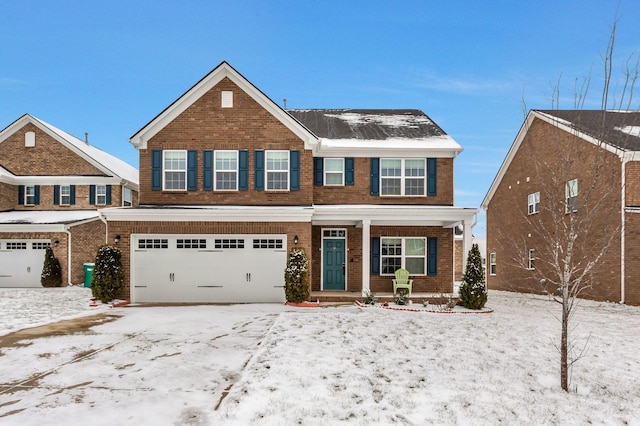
(494, 18), (639, 392)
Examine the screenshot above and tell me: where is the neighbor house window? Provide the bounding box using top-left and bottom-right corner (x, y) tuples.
(25, 185), (36, 205)
(95, 185), (107, 205)
(528, 192), (540, 214)
(123, 187), (132, 206)
(266, 150), (289, 191)
(60, 185), (71, 205)
(489, 253), (496, 275)
(381, 159), (425, 196)
(163, 150), (187, 191)
(566, 179), (578, 213)
(324, 158), (344, 185)
(528, 249), (535, 270)
(215, 150), (238, 190)
(381, 237), (426, 275)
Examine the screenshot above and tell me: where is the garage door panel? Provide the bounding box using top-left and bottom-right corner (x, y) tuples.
(0, 240), (49, 288)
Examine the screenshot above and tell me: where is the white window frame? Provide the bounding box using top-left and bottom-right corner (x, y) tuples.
(566, 179), (578, 213)
(266, 150), (289, 191)
(528, 192), (540, 215)
(528, 249), (535, 270)
(381, 237), (426, 276)
(324, 158), (345, 186)
(123, 187), (132, 207)
(95, 185), (107, 205)
(163, 150), (187, 191)
(60, 185), (71, 206)
(25, 185), (36, 205)
(214, 150), (239, 191)
(489, 253), (496, 276)
(380, 158), (426, 196)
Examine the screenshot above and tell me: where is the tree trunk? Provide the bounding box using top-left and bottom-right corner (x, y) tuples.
(561, 298), (569, 391)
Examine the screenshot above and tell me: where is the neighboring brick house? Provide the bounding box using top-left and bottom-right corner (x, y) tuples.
(100, 62), (477, 303)
(482, 109), (640, 305)
(0, 114), (139, 287)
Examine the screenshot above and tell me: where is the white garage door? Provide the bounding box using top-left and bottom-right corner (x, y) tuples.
(131, 234), (287, 303)
(0, 240), (50, 287)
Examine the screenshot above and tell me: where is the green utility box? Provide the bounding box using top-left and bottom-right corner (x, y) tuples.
(83, 263), (95, 288)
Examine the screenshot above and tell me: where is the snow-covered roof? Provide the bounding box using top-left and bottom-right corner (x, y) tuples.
(0, 210), (100, 226)
(0, 114), (139, 186)
(287, 109), (462, 157)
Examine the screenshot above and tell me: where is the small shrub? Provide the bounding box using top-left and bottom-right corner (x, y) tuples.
(41, 246), (62, 287)
(284, 248), (309, 303)
(459, 243), (488, 310)
(92, 245), (124, 303)
(394, 288), (409, 305)
(362, 290), (377, 305)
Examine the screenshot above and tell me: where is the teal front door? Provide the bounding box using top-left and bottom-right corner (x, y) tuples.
(323, 239), (346, 290)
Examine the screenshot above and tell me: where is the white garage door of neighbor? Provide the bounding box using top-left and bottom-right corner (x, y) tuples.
(0, 240), (51, 287)
(132, 234), (288, 303)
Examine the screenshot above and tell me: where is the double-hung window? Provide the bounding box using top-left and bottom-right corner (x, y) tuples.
(489, 253), (497, 275)
(60, 185), (71, 205)
(96, 185), (107, 205)
(381, 159), (425, 196)
(25, 186), (36, 205)
(324, 158), (344, 185)
(266, 150), (289, 191)
(566, 179), (578, 213)
(381, 237), (426, 275)
(123, 187), (133, 206)
(528, 192), (540, 214)
(528, 249), (535, 270)
(214, 150), (238, 190)
(163, 150), (187, 191)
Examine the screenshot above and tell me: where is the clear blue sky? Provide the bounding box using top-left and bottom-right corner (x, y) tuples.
(2, 0), (639, 245)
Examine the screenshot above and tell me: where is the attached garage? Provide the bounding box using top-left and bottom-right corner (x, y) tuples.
(0, 239), (50, 287)
(131, 234), (287, 303)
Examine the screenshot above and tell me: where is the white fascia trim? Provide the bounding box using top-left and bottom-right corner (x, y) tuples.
(0, 224), (67, 232)
(65, 216), (102, 228)
(311, 204), (477, 226)
(99, 205), (315, 222)
(313, 137), (462, 158)
(12, 176), (126, 185)
(130, 63), (319, 151)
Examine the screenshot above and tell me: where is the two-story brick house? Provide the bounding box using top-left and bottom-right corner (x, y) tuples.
(0, 114), (139, 287)
(101, 62), (477, 303)
(482, 109), (640, 305)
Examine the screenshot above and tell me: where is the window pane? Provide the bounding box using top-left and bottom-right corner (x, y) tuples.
(216, 172), (237, 190)
(404, 159), (425, 177)
(406, 258), (425, 274)
(381, 159), (402, 177)
(165, 171), (186, 190)
(267, 151), (288, 171)
(165, 151), (186, 170)
(324, 158), (344, 172)
(325, 172), (343, 185)
(405, 238), (425, 256)
(381, 178), (401, 195)
(382, 257), (402, 274)
(267, 171), (288, 190)
(405, 178), (425, 196)
(216, 151), (237, 170)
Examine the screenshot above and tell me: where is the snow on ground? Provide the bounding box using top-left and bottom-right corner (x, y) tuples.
(0, 289), (639, 425)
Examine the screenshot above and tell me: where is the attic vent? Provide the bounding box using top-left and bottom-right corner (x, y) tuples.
(221, 91), (233, 108)
(25, 131), (35, 147)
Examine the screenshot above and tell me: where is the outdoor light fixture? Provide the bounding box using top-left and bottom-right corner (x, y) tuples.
(54, 240), (59, 247)
(294, 235), (299, 245)
(114, 234), (121, 244)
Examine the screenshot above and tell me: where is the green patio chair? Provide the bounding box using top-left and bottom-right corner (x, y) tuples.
(392, 268), (413, 295)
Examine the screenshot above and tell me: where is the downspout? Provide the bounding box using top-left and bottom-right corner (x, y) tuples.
(98, 211), (109, 245)
(65, 228), (72, 286)
(620, 157), (626, 304)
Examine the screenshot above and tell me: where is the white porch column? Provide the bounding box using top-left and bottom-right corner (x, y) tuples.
(361, 219), (371, 296)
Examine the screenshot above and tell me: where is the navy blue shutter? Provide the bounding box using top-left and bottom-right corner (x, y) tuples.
(370, 158), (380, 196)
(70, 185), (76, 205)
(151, 150), (162, 191)
(290, 150), (300, 191)
(345, 158), (355, 185)
(203, 150), (213, 191)
(18, 185), (24, 204)
(427, 158), (437, 196)
(53, 185), (60, 205)
(427, 237), (438, 276)
(105, 185), (112, 205)
(371, 237), (380, 275)
(187, 150), (197, 191)
(239, 150), (248, 191)
(314, 158), (324, 186)
(254, 150), (264, 190)
(89, 185), (96, 205)
(34, 185), (40, 205)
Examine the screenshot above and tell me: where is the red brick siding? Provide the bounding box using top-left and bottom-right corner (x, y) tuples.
(139, 78), (313, 206)
(13, 184), (127, 211)
(69, 219), (107, 284)
(0, 182), (13, 211)
(486, 117), (622, 302)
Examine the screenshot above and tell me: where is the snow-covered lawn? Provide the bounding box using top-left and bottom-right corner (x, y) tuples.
(0, 288), (639, 425)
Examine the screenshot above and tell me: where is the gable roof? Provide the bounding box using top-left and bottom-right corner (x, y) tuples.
(481, 109), (640, 209)
(287, 109), (462, 157)
(0, 114), (139, 186)
(129, 61), (318, 150)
